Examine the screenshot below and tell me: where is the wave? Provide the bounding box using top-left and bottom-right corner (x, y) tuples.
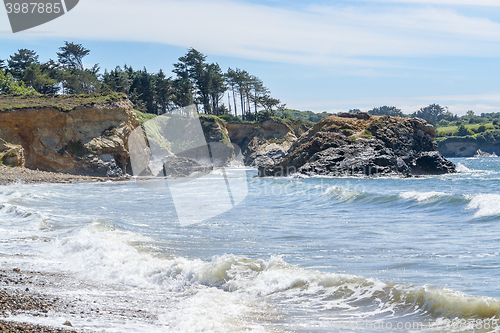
(321, 186), (470, 207)
(48, 220), (500, 329)
(467, 194), (500, 218)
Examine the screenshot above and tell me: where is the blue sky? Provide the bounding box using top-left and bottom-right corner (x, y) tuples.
(1, 0), (499, 115)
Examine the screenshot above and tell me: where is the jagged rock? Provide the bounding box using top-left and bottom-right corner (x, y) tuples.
(260, 115), (456, 177)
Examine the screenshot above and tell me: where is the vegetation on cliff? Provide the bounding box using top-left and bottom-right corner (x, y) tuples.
(0, 92), (127, 112)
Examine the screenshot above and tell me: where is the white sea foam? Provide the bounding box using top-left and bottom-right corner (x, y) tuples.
(322, 185), (363, 201)
(456, 163), (472, 173)
(467, 194), (500, 218)
(400, 191), (449, 202)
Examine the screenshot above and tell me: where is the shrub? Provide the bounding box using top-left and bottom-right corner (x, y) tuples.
(453, 124), (474, 136)
(219, 114), (240, 122)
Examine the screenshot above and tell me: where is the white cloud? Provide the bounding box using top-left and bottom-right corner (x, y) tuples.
(5, 0), (500, 66)
(289, 92), (500, 115)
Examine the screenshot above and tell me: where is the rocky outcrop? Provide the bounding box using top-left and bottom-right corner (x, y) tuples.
(0, 95), (140, 177)
(260, 114), (456, 177)
(437, 132), (500, 157)
(474, 149), (497, 157)
(226, 119), (311, 166)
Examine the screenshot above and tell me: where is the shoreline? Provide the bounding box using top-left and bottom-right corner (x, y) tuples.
(1, 269), (84, 333)
(0, 265), (160, 333)
(0, 166), (129, 186)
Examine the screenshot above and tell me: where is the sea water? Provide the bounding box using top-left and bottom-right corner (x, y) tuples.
(1, 157), (500, 332)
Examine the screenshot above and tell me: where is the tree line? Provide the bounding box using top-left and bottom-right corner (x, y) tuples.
(0, 43), (285, 119)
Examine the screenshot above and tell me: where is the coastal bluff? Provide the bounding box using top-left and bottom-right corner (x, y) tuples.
(0, 94), (455, 179)
(0, 94), (139, 177)
(259, 113), (456, 177)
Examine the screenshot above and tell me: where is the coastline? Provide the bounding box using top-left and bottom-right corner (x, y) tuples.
(1, 269), (83, 333)
(0, 264), (160, 333)
(0, 166), (129, 186)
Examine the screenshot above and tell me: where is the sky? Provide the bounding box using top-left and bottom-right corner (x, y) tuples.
(1, 0), (499, 116)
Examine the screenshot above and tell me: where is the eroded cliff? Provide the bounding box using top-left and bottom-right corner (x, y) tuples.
(0, 94), (140, 177)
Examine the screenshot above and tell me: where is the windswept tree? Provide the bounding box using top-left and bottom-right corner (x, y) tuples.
(56, 42), (100, 94)
(57, 42), (90, 71)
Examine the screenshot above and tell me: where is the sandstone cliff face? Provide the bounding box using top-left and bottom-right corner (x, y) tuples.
(0, 96), (140, 177)
(260, 114), (456, 177)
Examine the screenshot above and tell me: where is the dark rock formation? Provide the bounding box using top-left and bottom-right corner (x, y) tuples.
(259, 114), (456, 177)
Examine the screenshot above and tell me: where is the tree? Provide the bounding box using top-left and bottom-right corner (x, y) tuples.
(453, 124), (472, 136)
(249, 75), (268, 114)
(260, 95), (281, 112)
(206, 63), (227, 115)
(154, 69), (174, 114)
(22, 63), (59, 94)
(61, 64), (101, 94)
(225, 68), (239, 117)
(57, 42), (90, 70)
(173, 48), (210, 112)
(7, 49), (39, 80)
(368, 106), (403, 117)
(412, 104), (447, 125)
(0, 69), (38, 95)
(102, 66), (130, 94)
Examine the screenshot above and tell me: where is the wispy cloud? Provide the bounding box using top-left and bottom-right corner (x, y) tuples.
(6, 0), (499, 66)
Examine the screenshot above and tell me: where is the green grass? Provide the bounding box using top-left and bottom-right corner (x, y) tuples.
(133, 109), (157, 126)
(437, 123), (495, 134)
(0, 92), (127, 112)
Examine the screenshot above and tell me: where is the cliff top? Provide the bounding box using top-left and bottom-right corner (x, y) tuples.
(0, 92), (128, 112)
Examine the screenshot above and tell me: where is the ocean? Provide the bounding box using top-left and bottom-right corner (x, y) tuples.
(1, 157), (500, 332)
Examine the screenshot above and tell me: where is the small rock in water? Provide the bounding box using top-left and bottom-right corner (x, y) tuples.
(62, 320), (72, 327)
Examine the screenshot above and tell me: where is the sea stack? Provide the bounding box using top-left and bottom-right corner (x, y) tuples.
(259, 113), (456, 177)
